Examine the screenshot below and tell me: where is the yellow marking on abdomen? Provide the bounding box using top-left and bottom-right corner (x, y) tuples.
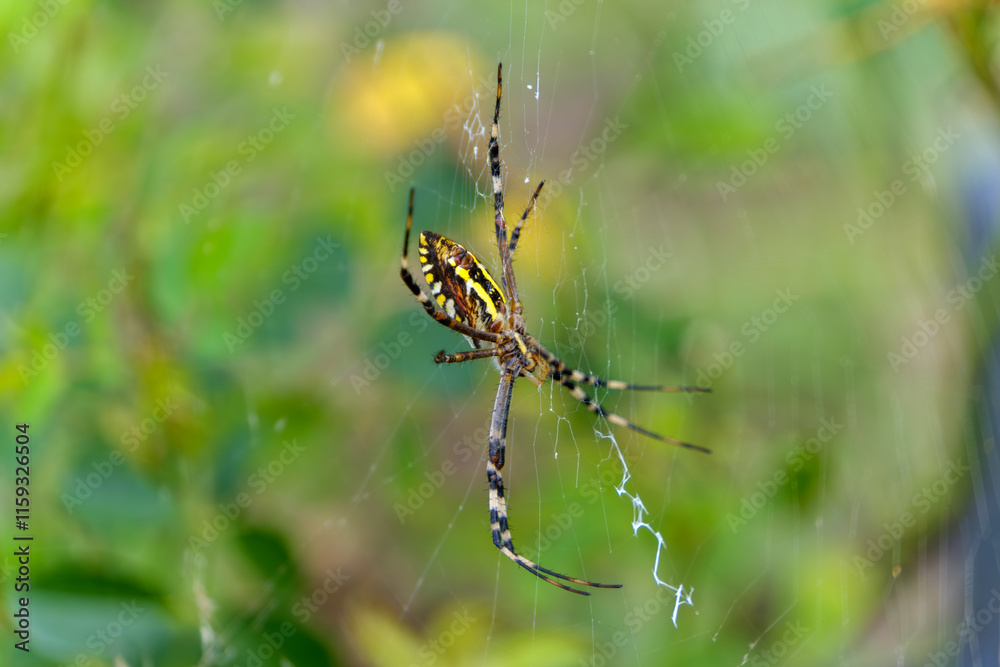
(454, 265), (499, 321)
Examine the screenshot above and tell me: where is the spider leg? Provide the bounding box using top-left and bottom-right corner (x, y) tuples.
(490, 63), (506, 252)
(488, 363), (622, 595)
(490, 63), (524, 315)
(435, 346), (505, 365)
(534, 342), (711, 394)
(508, 181), (545, 255)
(401, 189), (501, 345)
(553, 371), (711, 454)
(553, 368), (711, 394)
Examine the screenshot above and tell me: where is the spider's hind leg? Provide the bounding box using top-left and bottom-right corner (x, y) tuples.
(487, 458), (620, 595)
(554, 366), (712, 394)
(536, 344), (711, 394)
(487, 364), (621, 594)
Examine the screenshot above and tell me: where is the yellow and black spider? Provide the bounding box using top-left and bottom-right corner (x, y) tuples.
(399, 63), (710, 595)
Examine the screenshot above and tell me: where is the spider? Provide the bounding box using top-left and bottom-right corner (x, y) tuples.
(399, 63), (710, 595)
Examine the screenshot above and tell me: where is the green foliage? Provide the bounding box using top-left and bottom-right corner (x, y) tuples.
(1, 0), (995, 665)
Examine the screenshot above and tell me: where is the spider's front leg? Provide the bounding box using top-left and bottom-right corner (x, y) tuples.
(486, 361), (621, 595)
(434, 347), (504, 365)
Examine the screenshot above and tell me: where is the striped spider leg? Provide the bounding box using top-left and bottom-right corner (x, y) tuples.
(399, 63), (709, 596)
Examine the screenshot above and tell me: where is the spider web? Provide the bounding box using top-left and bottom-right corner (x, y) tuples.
(361, 3), (984, 665)
(373, 33), (708, 654)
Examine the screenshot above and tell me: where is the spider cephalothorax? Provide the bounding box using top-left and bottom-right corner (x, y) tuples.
(400, 63), (709, 595)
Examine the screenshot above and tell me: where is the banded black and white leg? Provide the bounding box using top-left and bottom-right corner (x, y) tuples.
(486, 359), (622, 595)
(532, 342), (712, 454)
(490, 66), (544, 260)
(401, 188), (502, 346)
(489, 63), (528, 320)
(508, 181), (545, 255)
(489, 63), (506, 262)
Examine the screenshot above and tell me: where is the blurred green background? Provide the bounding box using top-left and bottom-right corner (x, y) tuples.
(2, 0), (998, 665)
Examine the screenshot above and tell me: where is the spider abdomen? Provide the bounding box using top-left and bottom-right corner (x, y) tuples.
(418, 231), (507, 341)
